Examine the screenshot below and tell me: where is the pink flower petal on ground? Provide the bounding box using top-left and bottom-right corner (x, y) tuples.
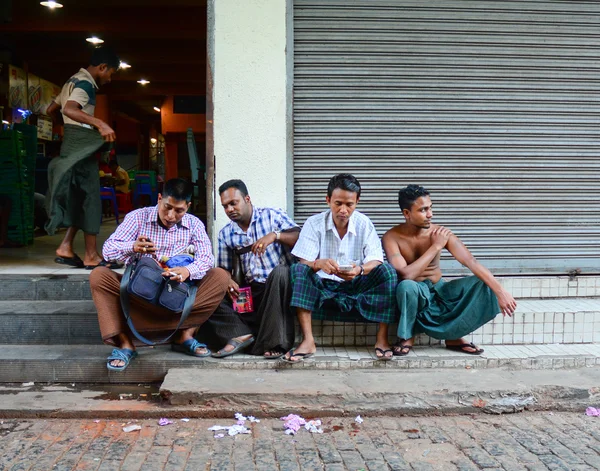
(586, 407), (600, 416)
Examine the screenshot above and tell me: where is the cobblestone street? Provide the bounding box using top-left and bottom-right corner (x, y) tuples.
(2, 412), (600, 470)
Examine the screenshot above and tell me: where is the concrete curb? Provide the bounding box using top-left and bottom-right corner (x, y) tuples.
(0, 368), (597, 419)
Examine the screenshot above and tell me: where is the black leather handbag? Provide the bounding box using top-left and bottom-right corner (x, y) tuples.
(119, 255), (198, 345)
(231, 245), (253, 286)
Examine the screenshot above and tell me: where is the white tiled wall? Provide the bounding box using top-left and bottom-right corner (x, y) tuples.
(496, 276), (600, 299)
(302, 278), (600, 346)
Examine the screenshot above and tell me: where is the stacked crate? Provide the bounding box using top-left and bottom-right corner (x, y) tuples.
(0, 126), (36, 246)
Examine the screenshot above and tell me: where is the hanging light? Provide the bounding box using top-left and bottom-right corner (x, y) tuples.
(86, 36), (104, 45)
(153, 107), (161, 112)
(137, 79), (150, 85)
(40, 1), (64, 8)
(119, 61), (131, 70)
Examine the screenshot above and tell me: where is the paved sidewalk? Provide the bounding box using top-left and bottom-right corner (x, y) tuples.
(1, 412), (600, 470)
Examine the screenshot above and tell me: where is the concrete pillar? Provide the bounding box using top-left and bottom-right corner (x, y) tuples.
(208, 0), (293, 241)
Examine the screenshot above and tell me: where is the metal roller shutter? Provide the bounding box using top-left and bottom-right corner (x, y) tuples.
(293, 0), (600, 275)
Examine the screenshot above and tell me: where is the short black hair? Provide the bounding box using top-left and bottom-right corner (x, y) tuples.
(163, 178), (193, 203)
(90, 46), (120, 70)
(218, 179), (249, 197)
(398, 185), (430, 211)
(327, 173), (361, 199)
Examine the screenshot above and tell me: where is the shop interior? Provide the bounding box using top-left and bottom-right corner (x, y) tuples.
(0, 0), (207, 262)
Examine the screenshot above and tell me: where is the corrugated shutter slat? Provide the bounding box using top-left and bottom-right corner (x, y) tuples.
(293, 0), (600, 275)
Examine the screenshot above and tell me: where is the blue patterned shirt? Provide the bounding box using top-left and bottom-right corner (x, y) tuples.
(217, 206), (298, 283)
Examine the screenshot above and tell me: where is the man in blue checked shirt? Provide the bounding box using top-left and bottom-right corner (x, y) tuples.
(204, 179), (300, 359)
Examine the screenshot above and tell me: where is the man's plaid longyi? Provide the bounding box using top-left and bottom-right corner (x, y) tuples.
(290, 262), (398, 324)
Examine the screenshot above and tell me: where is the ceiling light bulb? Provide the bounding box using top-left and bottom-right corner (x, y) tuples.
(40, 1), (64, 8)
(153, 107), (161, 112)
(119, 61), (131, 69)
(137, 79), (150, 85)
(2, 120), (9, 125)
(150, 138), (158, 144)
(86, 37), (104, 45)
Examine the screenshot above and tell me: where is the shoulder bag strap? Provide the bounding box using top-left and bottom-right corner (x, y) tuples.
(119, 262), (199, 346)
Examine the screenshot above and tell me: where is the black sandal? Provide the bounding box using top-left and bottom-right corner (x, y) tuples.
(445, 342), (484, 355)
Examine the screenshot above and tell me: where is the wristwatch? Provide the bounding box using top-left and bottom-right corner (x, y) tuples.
(359, 265), (365, 276)
(274, 231), (281, 241)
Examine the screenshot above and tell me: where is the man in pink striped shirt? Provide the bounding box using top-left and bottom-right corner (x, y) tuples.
(90, 178), (230, 371)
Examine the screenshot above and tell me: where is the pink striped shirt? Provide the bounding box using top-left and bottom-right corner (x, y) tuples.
(102, 206), (214, 280)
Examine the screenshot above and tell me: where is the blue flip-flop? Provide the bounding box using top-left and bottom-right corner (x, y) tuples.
(172, 339), (211, 357)
(106, 348), (138, 371)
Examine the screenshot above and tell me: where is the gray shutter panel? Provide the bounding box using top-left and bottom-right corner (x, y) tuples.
(293, 0), (600, 275)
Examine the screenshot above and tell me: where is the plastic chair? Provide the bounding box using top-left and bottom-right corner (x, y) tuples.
(133, 172), (158, 207)
(100, 187), (119, 224)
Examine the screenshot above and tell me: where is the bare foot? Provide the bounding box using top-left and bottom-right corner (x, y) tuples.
(83, 255), (104, 267)
(284, 339), (316, 362)
(393, 338), (414, 356)
(264, 347), (286, 358)
(374, 340), (393, 360)
(218, 334), (253, 353)
(109, 337), (135, 368)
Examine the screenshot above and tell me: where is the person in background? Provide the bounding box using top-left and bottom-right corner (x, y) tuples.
(109, 160), (130, 194)
(46, 46), (120, 269)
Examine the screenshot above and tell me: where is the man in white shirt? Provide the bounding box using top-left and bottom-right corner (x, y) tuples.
(284, 174), (398, 363)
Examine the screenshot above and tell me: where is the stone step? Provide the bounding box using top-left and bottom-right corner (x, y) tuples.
(1, 274), (599, 301)
(1, 298), (599, 346)
(1, 343), (600, 384)
(0, 274), (92, 301)
(0, 301), (100, 344)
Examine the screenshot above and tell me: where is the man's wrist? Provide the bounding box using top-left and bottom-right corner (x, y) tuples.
(359, 265), (365, 276)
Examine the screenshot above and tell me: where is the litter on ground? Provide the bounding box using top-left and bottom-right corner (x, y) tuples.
(123, 425), (142, 433)
(586, 407), (600, 417)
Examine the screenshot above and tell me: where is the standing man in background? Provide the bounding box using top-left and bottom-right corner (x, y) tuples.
(46, 46), (120, 269)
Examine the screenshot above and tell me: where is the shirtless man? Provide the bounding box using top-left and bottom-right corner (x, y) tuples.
(382, 184), (517, 355)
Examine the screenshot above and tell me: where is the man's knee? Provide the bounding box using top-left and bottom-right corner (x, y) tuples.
(89, 266), (115, 290)
(291, 262), (312, 280)
(396, 279), (420, 297)
(371, 262), (397, 281)
(202, 267), (230, 287)
(269, 264), (290, 284)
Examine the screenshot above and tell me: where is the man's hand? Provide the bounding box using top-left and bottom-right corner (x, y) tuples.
(133, 235), (156, 254)
(162, 267), (190, 283)
(336, 263), (360, 281)
(97, 122), (116, 142)
(430, 226), (452, 250)
(226, 279), (240, 301)
(496, 288), (517, 317)
(252, 232), (277, 255)
(314, 258), (338, 275)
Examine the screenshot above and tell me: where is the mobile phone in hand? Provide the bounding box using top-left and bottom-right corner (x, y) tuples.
(338, 265), (353, 272)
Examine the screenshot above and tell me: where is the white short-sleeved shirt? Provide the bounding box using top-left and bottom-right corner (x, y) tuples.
(292, 209), (383, 281)
(54, 68), (98, 128)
